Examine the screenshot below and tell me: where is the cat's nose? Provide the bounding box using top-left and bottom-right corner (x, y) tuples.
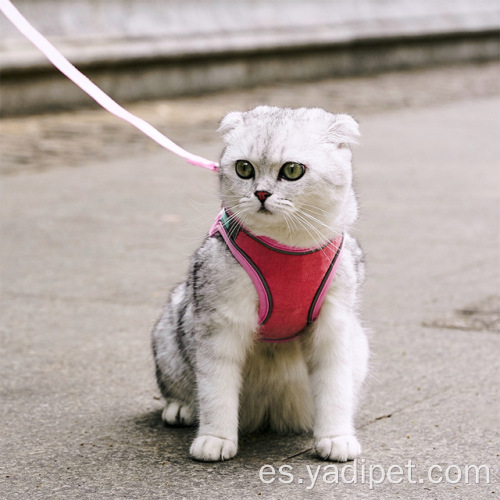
(255, 191), (272, 203)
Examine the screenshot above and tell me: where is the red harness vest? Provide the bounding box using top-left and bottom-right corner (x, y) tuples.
(209, 210), (344, 342)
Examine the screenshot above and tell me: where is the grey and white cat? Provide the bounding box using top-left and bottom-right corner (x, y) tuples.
(152, 106), (369, 462)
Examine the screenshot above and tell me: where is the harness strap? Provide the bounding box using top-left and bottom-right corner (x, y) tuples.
(209, 211), (271, 325)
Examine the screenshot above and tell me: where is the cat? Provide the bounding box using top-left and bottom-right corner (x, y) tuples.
(152, 106), (369, 462)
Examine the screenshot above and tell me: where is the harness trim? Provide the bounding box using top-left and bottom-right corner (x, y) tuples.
(307, 235), (344, 324)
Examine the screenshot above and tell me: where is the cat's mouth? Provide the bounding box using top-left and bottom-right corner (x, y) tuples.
(258, 206), (272, 215)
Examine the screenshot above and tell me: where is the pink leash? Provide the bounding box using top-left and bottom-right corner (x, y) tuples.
(0, 0), (219, 172)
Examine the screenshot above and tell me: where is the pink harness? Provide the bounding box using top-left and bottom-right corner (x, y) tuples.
(209, 210), (344, 342)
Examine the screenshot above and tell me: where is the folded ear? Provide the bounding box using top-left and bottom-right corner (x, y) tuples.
(329, 114), (360, 146)
(218, 111), (244, 135)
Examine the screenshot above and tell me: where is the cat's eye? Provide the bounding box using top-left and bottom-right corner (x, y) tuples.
(235, 160), (255, 179)
(279, 162), (306, 181)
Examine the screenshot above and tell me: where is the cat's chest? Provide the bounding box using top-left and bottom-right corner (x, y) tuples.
(204, 240), (259, 327)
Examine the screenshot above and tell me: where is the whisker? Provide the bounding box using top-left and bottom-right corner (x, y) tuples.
(291, 212), (330, 254)
(299, 211), (343, 239)
(297, 202), (332, 217)
(282, 212), (294, 238)
(283, 211), (305, 242)
(224, 204), (250, 240)
(299, 201), (362, 235)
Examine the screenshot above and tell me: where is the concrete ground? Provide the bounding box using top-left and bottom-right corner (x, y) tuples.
(1, 62), (499, 499)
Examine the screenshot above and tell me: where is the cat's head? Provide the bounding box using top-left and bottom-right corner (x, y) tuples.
(218, 106), (360, 248)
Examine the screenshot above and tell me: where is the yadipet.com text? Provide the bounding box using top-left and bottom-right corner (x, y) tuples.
(258, 460), (490, 490)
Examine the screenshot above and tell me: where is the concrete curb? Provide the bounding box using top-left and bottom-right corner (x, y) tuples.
(1, 0), (499, 115)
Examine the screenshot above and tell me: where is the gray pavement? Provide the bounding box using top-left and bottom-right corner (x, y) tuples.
(1, 63), (499, 499)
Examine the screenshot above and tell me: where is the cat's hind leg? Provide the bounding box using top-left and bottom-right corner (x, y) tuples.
(161, 399), (195, 427)
(152, 284), (198, 427)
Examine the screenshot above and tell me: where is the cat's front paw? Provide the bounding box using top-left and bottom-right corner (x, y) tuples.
(315, 435), (361, 462)
(162, 400), (195, 426)
(190, 435), (237, 462)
